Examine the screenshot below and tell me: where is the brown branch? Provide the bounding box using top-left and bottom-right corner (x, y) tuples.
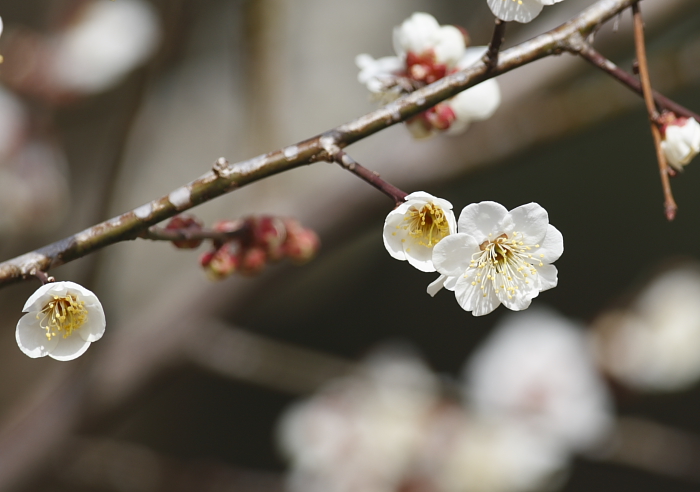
(484, 19), (507, 72)
(140, 225), (247, 243)
(0, 0), (643, 288)
(575, 42), (700, 121)
(632, 2), (677, 221)
(330, 150), (408, 206)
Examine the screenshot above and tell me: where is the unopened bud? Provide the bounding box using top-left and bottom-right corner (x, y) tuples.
(166, 214), (204, 249)
(200, 244), (239, 280)
(240, 247), (267, 276)
(284, 226), (320, 264)
(659, 113), (700, 171)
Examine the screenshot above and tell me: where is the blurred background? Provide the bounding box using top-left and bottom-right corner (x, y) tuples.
(1, 0), (700, 490)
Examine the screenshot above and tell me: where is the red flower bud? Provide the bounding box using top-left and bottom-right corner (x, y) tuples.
(165, 214), (204, 249)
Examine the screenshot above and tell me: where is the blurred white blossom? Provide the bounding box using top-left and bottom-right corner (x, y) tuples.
(465, 309), (613, 453)
(593, 265), (700, 392)
(430, 202), (562, 316)
(16, 281), (106, 361)
(660, 116), (700, 171)
(278, 349), (439, 492)
(487, 0), (565, 24)
(356, 13), (500, 137)
(49, 0), (160, 94)
(383, 191), (456, 273)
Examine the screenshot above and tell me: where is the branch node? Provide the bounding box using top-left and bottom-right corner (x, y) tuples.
(212, 157), (231, 177)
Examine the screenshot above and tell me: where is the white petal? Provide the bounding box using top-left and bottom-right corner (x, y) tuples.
(497, 276), (536, 312)
(78, 303), (106, 342)
(23, 282), (66, 312)
(457, 201), (513, 241)
(432, 25), (466, 67)
(454, 273), (502, 316)
(427, 275), (447, 297)
(536, 264), (558, 291)
(487, 0), (544, 23)
(404, 241), (436, 273)
(532, 225), (564, 264)
(433, 233), (479, 277)
(393, 13), (440, 57)
(16, 313), (58, 358)
(509, 203), (549, 245)
(48, 336), (91, 361)
(447, 79), (501, 126)
(383, 212), (409, 261)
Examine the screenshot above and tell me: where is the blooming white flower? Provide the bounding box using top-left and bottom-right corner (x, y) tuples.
(356, 13), (501, 137)
(383, 192), (456, 272)
(593, 265), (700, 392)
(430, 201), (562, 316)
(660, 116), (700, 171)
(465, 309), (614, 453)
(16, 281), (106, 361)
(487, 0), (565, 24)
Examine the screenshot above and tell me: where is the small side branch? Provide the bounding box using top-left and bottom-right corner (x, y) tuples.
(576, 43), (700, 121)
(330, 150), (408, 206)
(632, 2), (677, 221)
(140, 225), (247, 243)
(484, 19), (507, 72)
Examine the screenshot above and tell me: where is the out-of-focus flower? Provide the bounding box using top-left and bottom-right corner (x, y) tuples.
(430, 201), (562, 316)
(593, 265), (700, 392)
(465, 309), (613, 453)
(659, 114), (700, 171)
(1, 0), (159, 102)
(487, 0), (565, 24)
(278, 349), (439, 492)
(16, 281), (106, 361)
(383, 191), (456, 273)
(165, 214), (204, 249)
(356, 13), (500, 137)
(416, 406), (568, 492)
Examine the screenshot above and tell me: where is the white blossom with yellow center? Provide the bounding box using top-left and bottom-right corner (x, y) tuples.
(16, 281), (106, 360)
(487, 0), (565, 23)
(383, 191), (456, 272)
(430, 201), (563, 316)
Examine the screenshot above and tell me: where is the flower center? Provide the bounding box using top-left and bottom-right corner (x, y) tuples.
(468, 232), (544, 299)
(403, 203), (450, 247)
(36, 294), (88, 341)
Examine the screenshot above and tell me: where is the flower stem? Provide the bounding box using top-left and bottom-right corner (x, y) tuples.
(632, 2), (677, 221)
(576, 43), (700, 122)
(484, 19), (506, 72)
(330, 150), (407, 206)
(140, 225), (248, 243)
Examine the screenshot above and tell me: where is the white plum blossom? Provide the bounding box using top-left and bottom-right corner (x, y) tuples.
(593, 266), (700, 392)
(430, 201), (562, 316)
(16, 281), (106, 361)
(465, 309), (614, 453)
(383, 192), (456, 273)
(487, 0), (566, 24)
(356, 13), (500, 137)
(660, 116), (700, 171)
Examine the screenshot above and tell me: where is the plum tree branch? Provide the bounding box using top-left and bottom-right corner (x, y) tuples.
(0, 0), (690, 287)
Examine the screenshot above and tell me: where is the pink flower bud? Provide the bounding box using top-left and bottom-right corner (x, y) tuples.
(200, 244), (239, 280)
(253, 216), (287, 260)
(165, 214), (204, 249)
(240, 247), (268, 276)
(284, 226), (320, 264)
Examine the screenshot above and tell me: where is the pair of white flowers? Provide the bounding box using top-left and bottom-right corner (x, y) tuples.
(384, 192), (563, 316)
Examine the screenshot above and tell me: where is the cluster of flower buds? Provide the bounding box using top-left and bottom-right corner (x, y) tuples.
(194, 216), (320, 280)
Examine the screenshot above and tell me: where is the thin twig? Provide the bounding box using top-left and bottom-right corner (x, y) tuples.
(484, 19), (507, 72)
(0, 0), (642, 287)
(575, 42), (700, 121)
(632, 2), (677, 221)
(140, 225), (247, 243)
(330, 150), (407, 206)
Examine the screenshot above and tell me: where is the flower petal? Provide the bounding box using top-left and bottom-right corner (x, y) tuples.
(528, 224), (563, 264)
(536, 264), (558, 291)
(78, 303), (106, 342)
(509, 203), (549, 245)
(433, 233), (479, 277)
(457, 201), (513, 241)
(454, 273), (502, 316)
(487, 0), (544, 23)
(383, 212), (408, 261)
(427, 275), (446, 297)
(16, 313), (58, 358)
(48, 336), (91, 361)
(404, 241), (436, 272)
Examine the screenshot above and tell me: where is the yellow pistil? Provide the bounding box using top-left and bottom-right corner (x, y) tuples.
(403, 203), (450, 247)
(36, 294), (88, 341)
(468, 232), (539, 298)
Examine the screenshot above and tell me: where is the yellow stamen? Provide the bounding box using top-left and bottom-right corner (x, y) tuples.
(36, 294), (88, 341)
